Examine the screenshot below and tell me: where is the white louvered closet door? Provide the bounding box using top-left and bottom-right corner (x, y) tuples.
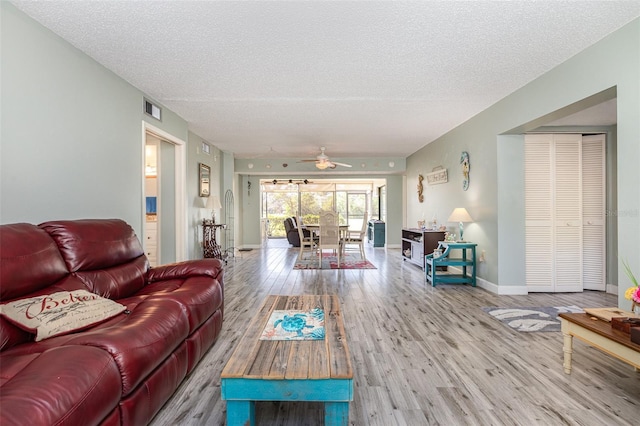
(525, 134), (605, 293)
(553, 134), (583, 292)
(525, 135), (554, 292)
(582, 134), (606, 291)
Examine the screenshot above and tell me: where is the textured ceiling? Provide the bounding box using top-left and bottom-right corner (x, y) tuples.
(12, 1), (640, 160)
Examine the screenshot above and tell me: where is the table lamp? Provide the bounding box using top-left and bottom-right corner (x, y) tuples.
(448, 208), (473, 241)
(204, 195), (222, 223)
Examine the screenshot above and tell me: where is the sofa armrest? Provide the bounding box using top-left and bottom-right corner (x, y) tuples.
(147, 259), (223, 283)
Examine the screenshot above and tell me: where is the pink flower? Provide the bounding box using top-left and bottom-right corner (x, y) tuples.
(633, 287), (640, 304)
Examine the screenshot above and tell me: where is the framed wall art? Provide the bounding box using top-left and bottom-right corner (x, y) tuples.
(199, 163), (211, 197)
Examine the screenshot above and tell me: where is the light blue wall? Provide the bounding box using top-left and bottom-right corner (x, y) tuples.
(1, 3), (209, 261)
(496, 135), (526, 291)
(186, 131), (225, 258)
(2, 3), (141, 229)
(240, 174), (262, 248)
(384, 175), (403, 249)
(407, 18), (640, 306)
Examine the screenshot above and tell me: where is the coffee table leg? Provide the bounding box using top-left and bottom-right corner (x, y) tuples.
(562, 332), (573, 374)
(226, 400), (255, 426)
(325, 402), (349, 426)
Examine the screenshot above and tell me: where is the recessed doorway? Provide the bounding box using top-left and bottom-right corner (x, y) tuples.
(142, 121), (187, 264)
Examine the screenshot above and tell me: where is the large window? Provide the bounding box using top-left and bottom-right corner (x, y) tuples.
(261, 179), (380, 238)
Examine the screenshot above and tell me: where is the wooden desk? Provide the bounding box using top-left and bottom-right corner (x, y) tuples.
(559, 313), (640, 374)
(221, 295), (353, 425)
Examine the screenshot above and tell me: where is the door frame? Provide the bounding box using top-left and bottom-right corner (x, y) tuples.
(142, 121), (187, 262)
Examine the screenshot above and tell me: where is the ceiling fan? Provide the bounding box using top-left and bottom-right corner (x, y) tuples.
(299, 147), (353, 170)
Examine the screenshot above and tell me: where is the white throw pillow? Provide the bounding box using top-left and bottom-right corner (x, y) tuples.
(0, 290), (127, 341)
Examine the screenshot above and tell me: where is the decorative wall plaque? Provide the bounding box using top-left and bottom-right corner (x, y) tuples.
(426, 167), (448, 185)
(417, 174), (424, 203)
(461, 151), (470, 191)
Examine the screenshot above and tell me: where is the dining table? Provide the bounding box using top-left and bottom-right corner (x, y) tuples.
(302, 224), (350, 238)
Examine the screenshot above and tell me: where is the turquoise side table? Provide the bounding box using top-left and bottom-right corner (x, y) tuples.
(425, 242), (477, 287)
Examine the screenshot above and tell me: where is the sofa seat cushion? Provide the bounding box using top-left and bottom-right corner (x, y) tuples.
(0, 345), (122, 425)
(0, 276), (94, 351)
(144, 259), (224, 332)
(138, 276), (223, 332)
(25, 295), (190, 396)
(1, 290), (127, 342)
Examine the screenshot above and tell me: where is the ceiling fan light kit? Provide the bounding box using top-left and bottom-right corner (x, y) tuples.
(299, 147), (353, 170)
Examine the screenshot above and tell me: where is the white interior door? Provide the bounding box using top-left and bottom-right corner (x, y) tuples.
(582, 134), (606, 291)
(142, 122), (187, 264)
(144, 138), (159, 267)
(525, 134), (554, 292)
(553, 134), (583, 292)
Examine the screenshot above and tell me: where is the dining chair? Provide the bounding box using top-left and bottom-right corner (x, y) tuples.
(342, 212), (368, 260)
(297, 216), (317, 259)
(318, 210), (340, 268)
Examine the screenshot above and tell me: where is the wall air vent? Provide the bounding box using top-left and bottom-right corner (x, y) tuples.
(144, 98), (162, 121)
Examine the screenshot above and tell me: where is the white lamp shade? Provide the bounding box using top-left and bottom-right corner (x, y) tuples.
(448, 208), (473, 223)
(207, 195), (222, 210)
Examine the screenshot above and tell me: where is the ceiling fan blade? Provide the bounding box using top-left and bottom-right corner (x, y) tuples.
(331, 161), (352, 168)
(298, 159), (319, 163)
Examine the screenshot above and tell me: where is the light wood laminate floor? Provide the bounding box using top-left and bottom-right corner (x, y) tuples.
(150, 241), (640, 425)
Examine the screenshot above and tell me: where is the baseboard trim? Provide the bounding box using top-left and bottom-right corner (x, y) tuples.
(241, 244), (262, 249)
(447, 267), (528, 295)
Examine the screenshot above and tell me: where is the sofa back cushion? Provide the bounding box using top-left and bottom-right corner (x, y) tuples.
(40, 219), (149, 299)
(0, 223), (69, 301)
(0, 223), (74, 350)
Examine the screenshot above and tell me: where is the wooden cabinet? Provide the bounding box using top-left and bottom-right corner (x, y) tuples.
(145, 219), (158, 267)
(401, 229), (446, 269)
(367, 220), (385, 247)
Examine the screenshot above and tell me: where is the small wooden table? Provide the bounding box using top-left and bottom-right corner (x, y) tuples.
(202, 221), (226, 260)
(425, 241), (477, 287)
(559, 313), (640, 374)
(221, 295), (353, 425)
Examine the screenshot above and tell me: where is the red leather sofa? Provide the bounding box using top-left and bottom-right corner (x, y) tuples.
(0, 219), (224, 425)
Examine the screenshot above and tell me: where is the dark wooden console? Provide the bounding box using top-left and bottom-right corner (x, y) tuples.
(401, 228), (446, 270)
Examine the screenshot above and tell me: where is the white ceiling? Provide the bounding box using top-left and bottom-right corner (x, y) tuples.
(12, 1), (640, 160)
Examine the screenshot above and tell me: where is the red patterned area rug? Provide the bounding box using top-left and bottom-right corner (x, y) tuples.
(294, 252), (376, 269)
